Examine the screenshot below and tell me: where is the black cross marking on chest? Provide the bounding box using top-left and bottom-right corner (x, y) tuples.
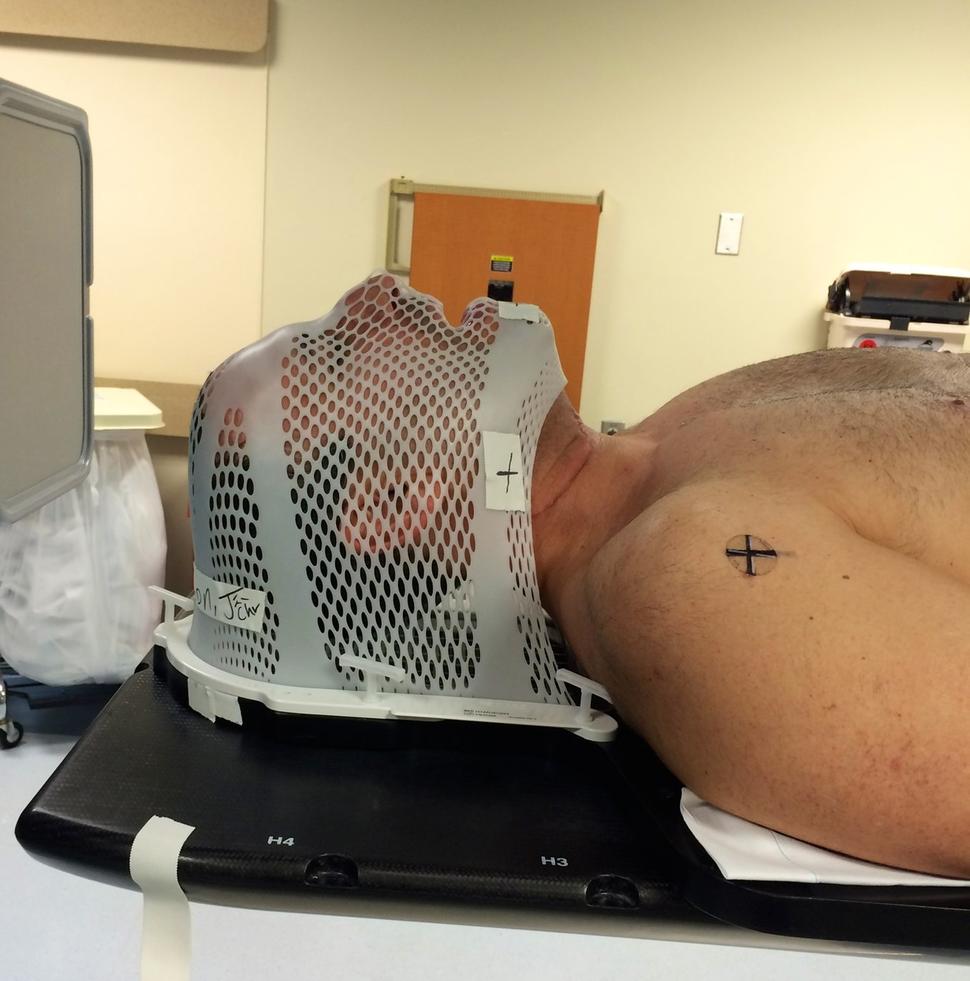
(496, 452), (519, 494)
(725, 535), (778, 576)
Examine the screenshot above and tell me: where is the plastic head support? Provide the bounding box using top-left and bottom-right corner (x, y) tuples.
(186, 272), (572, 705)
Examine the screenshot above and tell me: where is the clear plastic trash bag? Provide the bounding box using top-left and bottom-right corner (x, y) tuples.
(0, 432), (166, 685)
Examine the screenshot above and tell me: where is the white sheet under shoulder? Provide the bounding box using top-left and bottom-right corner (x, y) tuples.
(680, 789), (970, 887)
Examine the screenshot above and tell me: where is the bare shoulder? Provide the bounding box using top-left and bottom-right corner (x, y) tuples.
(572, 478), (842, 684)
(711, 347), (970, 401)
(649, 349), (970, 429)
(567, 476), (970, 877)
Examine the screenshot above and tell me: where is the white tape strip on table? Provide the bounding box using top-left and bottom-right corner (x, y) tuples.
(187, 678), (243, 725)
(680, 789), (970, 886)
(129, 816), (197, 981)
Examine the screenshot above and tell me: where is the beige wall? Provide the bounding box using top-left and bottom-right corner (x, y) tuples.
(261, 0), (970, 428)
(8, 3), (970, 417)
(0, 34), (268, 384)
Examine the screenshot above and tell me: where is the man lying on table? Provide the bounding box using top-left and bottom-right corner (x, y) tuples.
(531, 346), (970, 878)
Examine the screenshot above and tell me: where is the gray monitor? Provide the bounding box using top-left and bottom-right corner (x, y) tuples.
(0, 80), (93, 523)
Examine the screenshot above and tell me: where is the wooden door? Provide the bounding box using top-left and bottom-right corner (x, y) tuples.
(409, 192), (600, 407)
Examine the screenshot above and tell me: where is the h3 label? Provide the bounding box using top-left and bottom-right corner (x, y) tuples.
(540, 855), (568, 867)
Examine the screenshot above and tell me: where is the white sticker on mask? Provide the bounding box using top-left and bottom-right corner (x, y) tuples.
(498, 301), (542, 323)
(193, 567), (266, 632)
(483, 432), (526, 512)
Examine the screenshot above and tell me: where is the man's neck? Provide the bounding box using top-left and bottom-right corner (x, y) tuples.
(530, 396), (660, 617)
(530, 395), (599, 518)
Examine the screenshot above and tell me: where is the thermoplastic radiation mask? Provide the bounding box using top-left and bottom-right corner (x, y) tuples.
(155, 272), (615, 740)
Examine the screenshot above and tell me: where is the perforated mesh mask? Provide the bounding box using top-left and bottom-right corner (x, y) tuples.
(187, 272), (570, 705)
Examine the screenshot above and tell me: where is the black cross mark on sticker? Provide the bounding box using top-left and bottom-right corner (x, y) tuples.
(496, 452), (519, 494)
(725, 535), (778, 576)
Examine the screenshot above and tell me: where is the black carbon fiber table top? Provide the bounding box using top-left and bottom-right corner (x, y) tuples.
(16, 655), (970, 951)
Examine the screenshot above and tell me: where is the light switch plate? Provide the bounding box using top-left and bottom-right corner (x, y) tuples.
(716, 212), (743, 255)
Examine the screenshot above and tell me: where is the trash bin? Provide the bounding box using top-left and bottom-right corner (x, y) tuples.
(0, 388), (167, 685)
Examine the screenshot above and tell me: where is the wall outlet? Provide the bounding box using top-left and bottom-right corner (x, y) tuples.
(600, 420), (626, 434)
